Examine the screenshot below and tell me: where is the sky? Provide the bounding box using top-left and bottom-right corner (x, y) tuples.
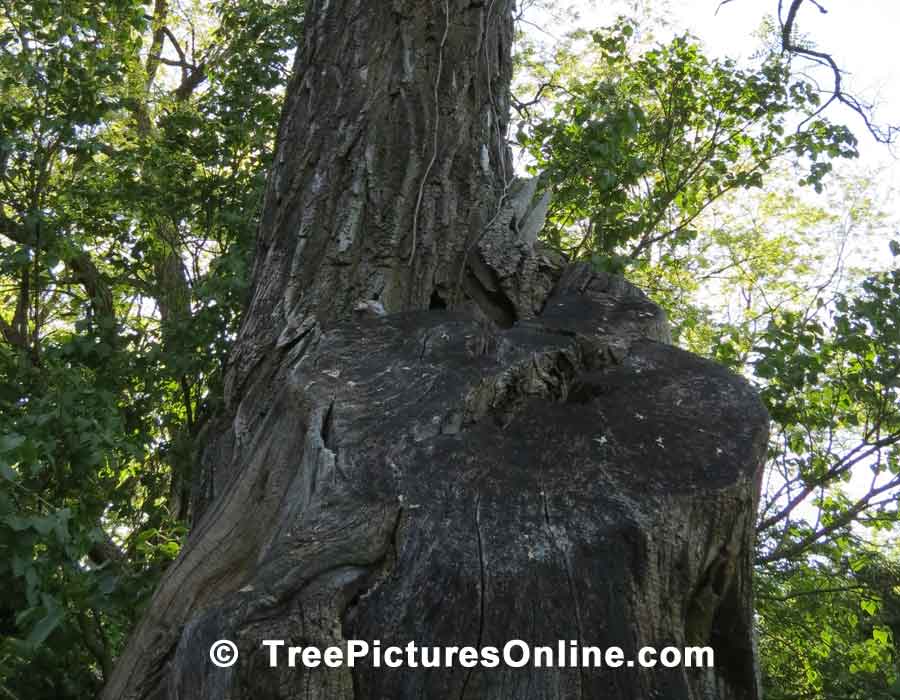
(646, 1), (893, 154)
(525, 0), (900, 160)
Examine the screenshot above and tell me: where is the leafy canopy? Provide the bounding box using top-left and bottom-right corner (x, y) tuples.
(0, 0), (302, 696)
(517, 19), (857, 270)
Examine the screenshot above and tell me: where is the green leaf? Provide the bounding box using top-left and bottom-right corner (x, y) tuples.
(0, 461), (18, 481)
(0, 433), (26, 454)
(26, 602), (64, 647)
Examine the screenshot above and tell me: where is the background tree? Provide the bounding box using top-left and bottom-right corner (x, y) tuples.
(515, 20), (856, 270)
(0, 0), (301, 695)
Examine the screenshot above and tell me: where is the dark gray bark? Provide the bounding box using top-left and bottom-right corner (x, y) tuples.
(102, 2), (768, 699)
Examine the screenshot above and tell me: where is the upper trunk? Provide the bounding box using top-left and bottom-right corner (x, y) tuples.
(225, 0), (517, 409)
(102, 3), (768, 700)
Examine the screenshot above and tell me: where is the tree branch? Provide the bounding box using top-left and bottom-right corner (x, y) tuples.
(780, 0), (899, 143)
(758, 472), (900, 564)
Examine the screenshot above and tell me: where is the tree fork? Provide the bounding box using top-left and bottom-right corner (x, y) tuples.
(103, 3), (768, 699)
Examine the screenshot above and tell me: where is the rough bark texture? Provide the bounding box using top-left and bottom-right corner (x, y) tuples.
(224, 0), (523, 412)
(103, 2), (768, 699)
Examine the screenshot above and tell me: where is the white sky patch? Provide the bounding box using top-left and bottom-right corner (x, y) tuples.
(524, 0), (900, 160)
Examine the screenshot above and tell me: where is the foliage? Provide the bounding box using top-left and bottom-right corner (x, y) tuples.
(755, 262), (900, 564)
(516, 19), (857, 271)
(748, 253), (900, 696)
(0, 0), (302, 695)
(758, 550), (900, 699)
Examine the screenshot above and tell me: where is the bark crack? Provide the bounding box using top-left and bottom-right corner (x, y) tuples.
(321, 398), (336, 449)
(341, 506), (404, 630)
(408, 0), (450, 266)
(418, 327), (432, 360)
(540, 482), (586, 698)
(459, 493), (486, 700)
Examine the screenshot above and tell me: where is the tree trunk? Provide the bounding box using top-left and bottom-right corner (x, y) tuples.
(103, 2), (768, 699)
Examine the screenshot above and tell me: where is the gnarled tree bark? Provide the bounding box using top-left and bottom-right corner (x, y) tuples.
(103, 2), (768, 699)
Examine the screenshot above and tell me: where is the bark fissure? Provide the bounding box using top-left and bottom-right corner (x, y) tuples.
(458, 492), (486, 700)
(409, 0), (449, 267)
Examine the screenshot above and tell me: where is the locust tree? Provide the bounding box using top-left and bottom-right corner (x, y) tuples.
(102, 2), (768, 699)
